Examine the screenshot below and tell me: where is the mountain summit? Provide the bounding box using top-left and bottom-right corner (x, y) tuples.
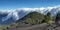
(0, 6), (60, 25)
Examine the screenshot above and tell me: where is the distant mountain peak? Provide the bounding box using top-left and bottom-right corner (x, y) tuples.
(0, 5), (60, 25)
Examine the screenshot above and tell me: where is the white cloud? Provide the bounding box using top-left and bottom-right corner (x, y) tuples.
(17, 5), (60, 11)
(40, 7), (45, 10)
(1, 5), (60, 12)
(17, 7), (45, 11)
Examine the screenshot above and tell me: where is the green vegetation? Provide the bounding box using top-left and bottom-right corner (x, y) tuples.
(22, 12), (45, 25)
(1, 12), (60, 29)
(0, 23), (18, 29)
(0, 25), (10, 29)
(42, 12), (55, 25)
(16, 12), (55, 26)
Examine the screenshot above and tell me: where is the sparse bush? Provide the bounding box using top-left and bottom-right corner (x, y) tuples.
(6, 27), (9, 29)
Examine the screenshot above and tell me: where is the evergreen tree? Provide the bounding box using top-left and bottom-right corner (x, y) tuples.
(42, 12), (55, 25)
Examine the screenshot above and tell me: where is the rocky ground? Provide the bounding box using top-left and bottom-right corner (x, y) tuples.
(0, 23), (60, 30)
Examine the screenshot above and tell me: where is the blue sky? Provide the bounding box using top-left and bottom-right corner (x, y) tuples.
(0, 0), (60, 10)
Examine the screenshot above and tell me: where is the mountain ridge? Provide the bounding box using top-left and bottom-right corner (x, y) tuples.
(0, 6), (60, 25)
